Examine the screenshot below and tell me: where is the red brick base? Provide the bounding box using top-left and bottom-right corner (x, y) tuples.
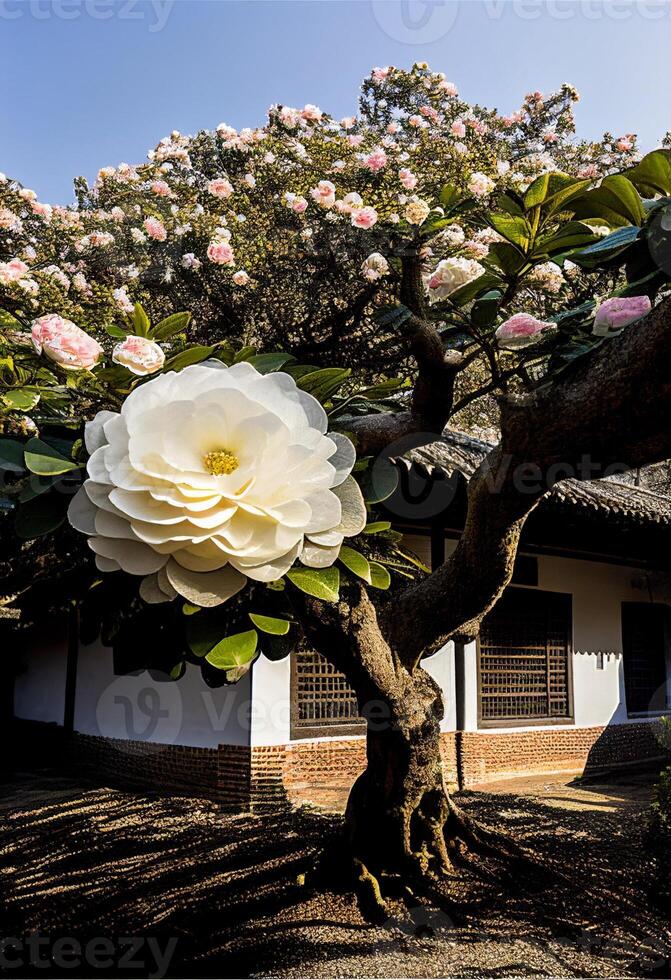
(8, 719), (668, 808)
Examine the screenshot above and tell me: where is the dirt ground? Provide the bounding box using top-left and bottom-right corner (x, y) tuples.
(0, 767), (670, 978)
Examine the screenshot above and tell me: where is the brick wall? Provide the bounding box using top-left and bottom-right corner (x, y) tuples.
(7, 718), (668, 808)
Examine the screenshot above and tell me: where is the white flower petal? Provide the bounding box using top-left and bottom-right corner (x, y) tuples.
(139, 573), (172, 604)
(165, 559), (246, 607)
(300, 541), (341, 568)
(89, 537), (166, 575)
(84, 411), (116, 454)
(67, 486), (97, 535)
(328, 432), (357, 487)
(332, 476), (367, 536)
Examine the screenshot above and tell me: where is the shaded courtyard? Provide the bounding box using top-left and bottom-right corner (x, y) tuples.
(0, 768), (670, 978)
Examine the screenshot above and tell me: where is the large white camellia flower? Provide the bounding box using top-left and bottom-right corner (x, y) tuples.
(68, 362), (366, 606)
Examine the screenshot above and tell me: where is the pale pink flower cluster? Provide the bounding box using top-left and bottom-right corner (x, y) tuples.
(0, 258), (30, 284)
(207, 233), (235, 265)
(150, 180), (172, 197)
(398, 168), (417, 190)
(404, 198), (431, 226)
(232, 270), (250, 286)
(527, 261), (563, 294)
(113, 286), (135, 313)
(592, 295), (651, 336)
(30, 200), (53, 221)
(363, 148), (388, 172)
(208, 177), (234, 199)
(301, 104), (322, 122)
(467, 172), (495, 198)
(77, 231), (115, 250)
(144, 217), (167, 242)
(31, 314), (103, 370)
(425, 257), (484, 303)
(371, 66), (392, 84)
(495, 314), (556, 350)
(285, 192), (308, 214)
(451, 119), (466, 138)
(310, 180), (336, 208)
(112, 335), (165, 376)
(181, 252), (201, 271)
(361, 252), (389, 281)
(351, 206), (378, 229)
(0, 207), (21, 231)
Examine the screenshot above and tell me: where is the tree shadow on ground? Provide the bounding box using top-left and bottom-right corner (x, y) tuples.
(0, 769), (670, 978)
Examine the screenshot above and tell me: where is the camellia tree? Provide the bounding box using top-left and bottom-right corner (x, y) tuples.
(2, 63), (671, 914)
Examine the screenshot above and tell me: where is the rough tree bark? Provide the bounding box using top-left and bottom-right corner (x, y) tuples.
(297, 294), (671, 911)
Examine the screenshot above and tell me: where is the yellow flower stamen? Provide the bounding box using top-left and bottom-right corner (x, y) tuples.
(204, 449), (239, 476)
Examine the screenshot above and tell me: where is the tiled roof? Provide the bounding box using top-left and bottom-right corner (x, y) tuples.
(403, 431), (671, 527)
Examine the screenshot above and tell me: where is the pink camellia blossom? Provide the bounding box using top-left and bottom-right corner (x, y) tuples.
(363, 147), (388, 172)
(399, 168), (418, 190)
(0, 258), (29, 283)
(112, 335), (165, 376)
(340, 116), (356, 130)
(451, 119), (466, 138)
(347, 134), (364, 147)
(419, 106), (439, 123)
(232, 270), (250, 286)
(208, 177), (233, 200)
(438, 80), (458, 97)
(150, 180), (172, 197)
(301, 104), (322, 122)
(350, 206), (378, 230)
(592, 295), (651, 336)
(371, 66), (391, 83)
(31, 201), (53, 221)
(278, 106), (301, 129)
(310, 180), (336, 208)
(616, 137), (634, 153)
(386, 122), (400, 135)
(408, 115), (424, 128)
(285, 192), (308, 213)
(31, 314), (103, 370)
(495, 313), (556, 351)
(0, 208), (20, 231)
(336, 192), (363, 215)
(143, 217), (167, 241)
(207, 240), (235, 265)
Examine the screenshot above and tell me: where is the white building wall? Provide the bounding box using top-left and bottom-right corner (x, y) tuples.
(460, 550), (664, 734)
(15, 636), (253, 748)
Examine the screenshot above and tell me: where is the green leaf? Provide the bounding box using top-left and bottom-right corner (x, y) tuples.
(248, 613), (291, 635)
(132, 303), (151, 337)
(569, 226), (640, 268)
(523, 173), (590, 214)
(151, 312), (192, 341)
(338, 546), (372, 584)
(297, 368), (351, 403)
(448, 272), (504, 306)
(14, 493), (67, 539)
(368, 562), (391, 590)
(471, 290), (502, 329)
(486, 244), (528, 277)
(0, 309), (23, 329)
(0, 438), (26, 473)
(363, 521), (391, 534)
(374, 305), (412, 330)
(287, 566), (340, 602)
(233, 345), (257, 363)
(246, 353), (295, 374)
(182, 603), (201, 616)
(533, 222), (600, 257)
(24, 437), (81, 476)
(439, 183), (460, 210)
(163, 345), (217, 372)
(487, 214), (532, 251)
(1, 388), (40, 412)
(205, 629), (259, 670)
(359, 457), (399, 504)
(572, 175), (645, 227)
(626, 150), (671, 198)
(104, 324), (130, 339)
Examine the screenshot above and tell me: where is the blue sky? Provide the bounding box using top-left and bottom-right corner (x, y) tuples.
(2, 0), (669, 203)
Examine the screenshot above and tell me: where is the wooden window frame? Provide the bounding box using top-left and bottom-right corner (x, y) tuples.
(621, 601), (671, 719)
(476, 587), (575, 729)
(290, 649), (366, 741)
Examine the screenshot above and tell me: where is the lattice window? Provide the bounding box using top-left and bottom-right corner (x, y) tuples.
(291, 649), (363, 738)
(622, 602), (669, 715)
(479, 588), (573, 724)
